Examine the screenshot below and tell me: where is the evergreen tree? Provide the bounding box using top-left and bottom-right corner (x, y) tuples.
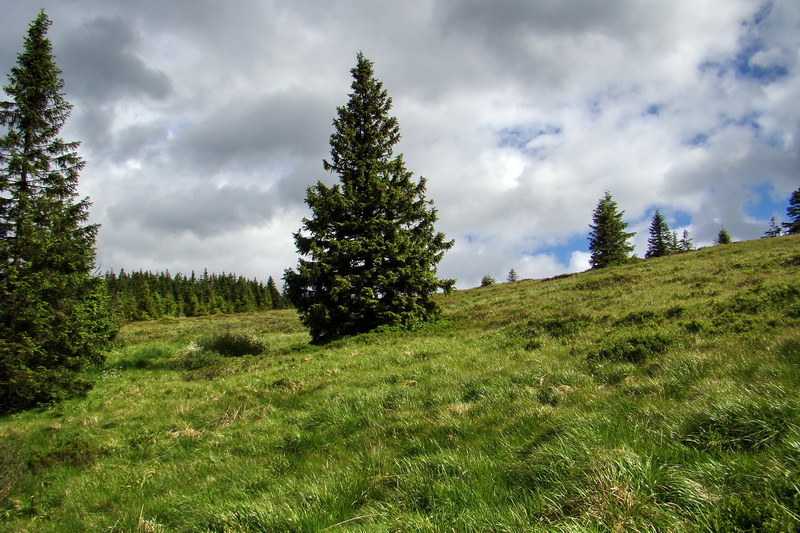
(782, 188), (800, 235)
(715, 226), (732, 245)
(588, 191), (635, 269)
(678, 229), (694, 251)
(267, 276), (283, 310)
(645, 210), (672, 258)
(763, 216), (782, 238)
(506, 268), (519, 283)
(0, 11), (114, 413)
(480, 275), (496, 287)
(284, 53), (454, 342)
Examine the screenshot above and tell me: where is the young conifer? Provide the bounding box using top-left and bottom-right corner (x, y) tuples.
(645, 210), (672, 258)
(588, 191), (635, 269)
(763, 216), (782, 238)
(715, 226), (732, 245)
(0, 11), (114, 413)
(284, 53), (454, 342)
(679, 229), (694, 251)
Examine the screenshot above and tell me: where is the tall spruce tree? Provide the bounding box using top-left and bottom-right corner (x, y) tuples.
(645, 210), (672, 258)
(588, 191), (635, 269)
(284, 53), (454, 343)
(782, 187), (800, 235)
(0, 11), (113, 413)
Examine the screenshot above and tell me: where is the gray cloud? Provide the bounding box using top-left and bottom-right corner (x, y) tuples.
(173, 91), (333, 175)
(108, 183), (278, 239)
(1, 0), (798, 286)
(59, 17), (171, 103)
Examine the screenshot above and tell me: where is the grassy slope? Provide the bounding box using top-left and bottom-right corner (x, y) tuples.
(1, 235), (799, 532)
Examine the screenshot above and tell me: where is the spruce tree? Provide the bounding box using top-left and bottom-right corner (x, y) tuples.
(645, 210), (672, 258)
(679, 229), (694, 251)
(0, 11), (113, 413)
(506, 268), (519, 283)
(782, 188), (800, 235)
(588, 191), (635, 269)
(763, 216), (782, 238)
(715, 226), (732, 245)
(284, 53), (454, 343)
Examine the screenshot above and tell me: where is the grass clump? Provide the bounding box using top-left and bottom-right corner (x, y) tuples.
(681, 396), (795, 452)
(197, 331), (266, 357)
(587, 329), (678, 363)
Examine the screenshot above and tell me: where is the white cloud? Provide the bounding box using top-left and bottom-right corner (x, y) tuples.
(2, 0), (798, 288)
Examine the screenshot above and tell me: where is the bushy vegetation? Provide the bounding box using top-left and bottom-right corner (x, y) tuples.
(0, 235), (798, 531)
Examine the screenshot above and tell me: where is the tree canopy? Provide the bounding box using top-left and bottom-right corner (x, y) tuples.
(645, 210), (673, 258)
(284, 53), (453, 343)
(782, 187), (800, 235)
(588, 191), (635, 269)
(0, 11), (114, 413)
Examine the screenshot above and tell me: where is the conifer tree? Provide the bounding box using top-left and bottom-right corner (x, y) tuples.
(267, 276), (283, 310)
(678, 229), (694, 251)
(782, 187), (800, 235)
(645, 210), (672, 258)
(763, 216), (782, 238)
(588, 191), (635, 269)
(284, 53), (454, 342)
(715, 226), (732, 245)
(0, 11), (114, 413)
(507, 269), (519, 283)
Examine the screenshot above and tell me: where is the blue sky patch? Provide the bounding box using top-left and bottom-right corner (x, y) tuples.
(744, 182), (788, 221)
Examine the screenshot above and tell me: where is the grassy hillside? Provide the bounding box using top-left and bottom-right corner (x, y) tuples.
(1, 236), (799, 532)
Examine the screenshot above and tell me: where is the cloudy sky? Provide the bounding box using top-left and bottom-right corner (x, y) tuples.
(1, 0), (798, 288)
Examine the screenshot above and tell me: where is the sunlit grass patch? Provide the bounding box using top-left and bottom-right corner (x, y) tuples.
(1, 235), (799, 531)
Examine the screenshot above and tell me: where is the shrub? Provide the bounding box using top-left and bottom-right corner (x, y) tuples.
(197, 332), (266, 357)
(170, 347), (223, 371)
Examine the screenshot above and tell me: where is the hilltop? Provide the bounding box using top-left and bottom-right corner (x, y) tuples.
(1, 235), (799, 531)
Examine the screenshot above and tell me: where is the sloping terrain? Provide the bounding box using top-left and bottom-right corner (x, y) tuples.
(1, 235), (799, 532)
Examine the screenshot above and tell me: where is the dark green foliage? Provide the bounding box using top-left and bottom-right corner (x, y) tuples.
(715, 226), (732, 245)
(197, 331), (265, 357)
(588, 191), (635, 269)
(284, 53), (454, 343)
(678, 229), (695, 251)
(587, 330), (677, 362)
(723, 283), (800, 316)
(480, 274), (496, 287)
(782, 187), (800, 235)
(0, 12), (114, 413)
(170, 348), (223, 371)
(513, 316), (591, 351)
(104, 269), (279, 322)
(645, 210), (673, 258)
(506, 269), (519, 282)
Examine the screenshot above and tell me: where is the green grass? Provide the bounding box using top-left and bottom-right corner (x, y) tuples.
(2, 236), (800, 532)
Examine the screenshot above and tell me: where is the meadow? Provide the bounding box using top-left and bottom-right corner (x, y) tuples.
(1, 235), (799, 532)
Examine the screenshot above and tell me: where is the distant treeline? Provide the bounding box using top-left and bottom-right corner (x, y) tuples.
(104, 270), (285, 321)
